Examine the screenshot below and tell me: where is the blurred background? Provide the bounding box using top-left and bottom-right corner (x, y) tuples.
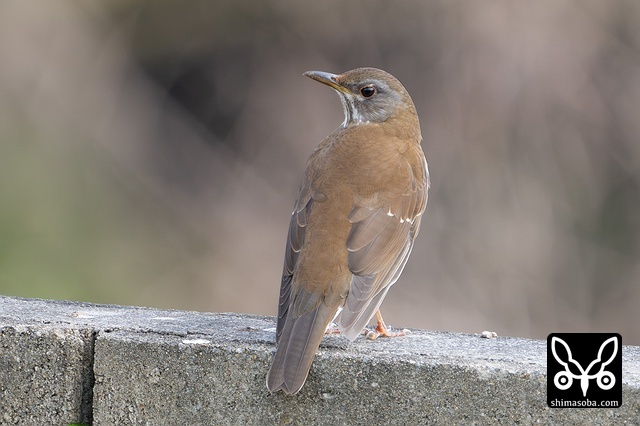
(1, 1), (639, 344)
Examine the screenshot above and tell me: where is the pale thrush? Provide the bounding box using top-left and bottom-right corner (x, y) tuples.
(266, 67), (429, 394)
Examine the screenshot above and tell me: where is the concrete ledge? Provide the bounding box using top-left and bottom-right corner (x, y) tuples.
(1, 296), (638, 425)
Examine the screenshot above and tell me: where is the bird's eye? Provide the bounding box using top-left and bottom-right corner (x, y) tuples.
(360, 85), (376, 98)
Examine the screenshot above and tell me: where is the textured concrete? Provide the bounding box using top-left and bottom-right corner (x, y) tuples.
(0, 324), (94, 425)
(1, 295), (639, 425)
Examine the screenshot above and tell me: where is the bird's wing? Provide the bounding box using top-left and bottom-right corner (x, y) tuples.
(275, 180), (314, 343)
(270, 144), (348, 394)
(338, 145), (428, 340)
(268, 189), (344, 393)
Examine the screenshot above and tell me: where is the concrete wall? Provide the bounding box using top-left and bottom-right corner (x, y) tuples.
(1, 295), (638, 425)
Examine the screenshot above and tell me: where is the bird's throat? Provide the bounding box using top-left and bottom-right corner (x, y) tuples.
(339, 94), (371, 127)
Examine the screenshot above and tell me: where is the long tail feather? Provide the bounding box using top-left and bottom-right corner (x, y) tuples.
(266, 304), (334, 394)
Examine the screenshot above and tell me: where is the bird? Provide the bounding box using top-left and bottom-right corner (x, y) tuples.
(266, 67), (429, 395)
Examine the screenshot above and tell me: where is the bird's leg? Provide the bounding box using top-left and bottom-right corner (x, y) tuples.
(324, 322), (341, 334)
(366, 310), (408, 340)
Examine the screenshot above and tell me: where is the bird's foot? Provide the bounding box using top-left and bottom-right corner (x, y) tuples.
(324, 322), (341, 334)
(365, 323), (411, 340)
(361, 310), (411, 339)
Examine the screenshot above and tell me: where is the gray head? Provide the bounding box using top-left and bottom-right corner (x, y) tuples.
(304, 67), (418, 128)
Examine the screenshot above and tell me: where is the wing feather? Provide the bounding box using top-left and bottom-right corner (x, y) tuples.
(337, 147), (428, 341)
(276, 185), (314, 341)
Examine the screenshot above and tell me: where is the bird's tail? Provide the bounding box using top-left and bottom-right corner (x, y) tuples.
(266, 304), (335, 395)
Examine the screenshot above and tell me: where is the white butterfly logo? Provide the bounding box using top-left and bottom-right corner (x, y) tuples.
(551, 336), (617, 397)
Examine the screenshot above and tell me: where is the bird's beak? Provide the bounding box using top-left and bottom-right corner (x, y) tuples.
(304, 71), (351, 94)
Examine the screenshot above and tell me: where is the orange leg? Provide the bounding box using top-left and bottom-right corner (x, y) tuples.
(324, 322), (341, 334)
(366, 310), (407, 340)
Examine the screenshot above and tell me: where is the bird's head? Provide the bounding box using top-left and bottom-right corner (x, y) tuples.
(304, 67), (419, 130)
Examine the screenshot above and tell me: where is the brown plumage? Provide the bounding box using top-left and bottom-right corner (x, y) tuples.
(266, 67), (429, 394)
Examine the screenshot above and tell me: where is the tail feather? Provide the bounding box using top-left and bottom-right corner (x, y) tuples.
(266, 304), (334, 394)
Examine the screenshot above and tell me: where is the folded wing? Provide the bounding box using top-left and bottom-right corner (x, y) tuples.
(338, 149), (428, 340)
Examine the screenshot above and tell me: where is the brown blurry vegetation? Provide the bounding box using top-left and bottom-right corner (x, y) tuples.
(1, 1), (639, 343)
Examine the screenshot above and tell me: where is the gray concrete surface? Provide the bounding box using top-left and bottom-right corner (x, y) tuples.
(1, 295), (638, 425)
(0, 324), (94, 425)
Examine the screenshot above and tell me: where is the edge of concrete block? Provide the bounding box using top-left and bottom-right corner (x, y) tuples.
(1, 295), (638, 425)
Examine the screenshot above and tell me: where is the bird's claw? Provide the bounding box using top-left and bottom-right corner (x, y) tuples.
(365, 326), (411, 340)
(324, 322), (341, 334)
